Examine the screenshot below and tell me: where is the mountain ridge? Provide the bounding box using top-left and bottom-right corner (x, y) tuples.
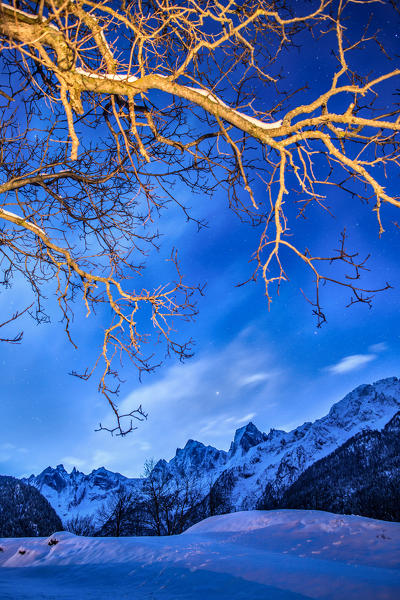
(23, 376), (400, 523)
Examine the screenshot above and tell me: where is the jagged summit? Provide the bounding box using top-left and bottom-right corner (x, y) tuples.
(92, 466), (108, 473)
(23, 463), (138, 521)
(29, 464), (73, 494)
(229, 422), (268, 456)
(30, 464), (82, 479)
(174, 439), (206, 459)
(170, 438), (227, 477)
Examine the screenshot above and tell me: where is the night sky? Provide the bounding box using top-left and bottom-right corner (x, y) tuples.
(0, 1), (399, 479)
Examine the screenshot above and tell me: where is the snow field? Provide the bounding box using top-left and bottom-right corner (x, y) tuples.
(0, 510), (399, 599)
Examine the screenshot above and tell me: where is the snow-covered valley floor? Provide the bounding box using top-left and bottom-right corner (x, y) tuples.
(1, 510), (399, 600)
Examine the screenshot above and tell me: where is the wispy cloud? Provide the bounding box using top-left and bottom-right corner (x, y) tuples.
(236, 412), (256, 424)
(0, 443), (28, 463)
(326, 353), (376, 375)
(0, 443), (15, 451)
(61, 456), (87, 471)
(91, 329), (283, 475)
(92, 450), (117, 467)
(198, 412), (257, 436)
(239, 373), (271, 387)
(368, 342), (388, 353)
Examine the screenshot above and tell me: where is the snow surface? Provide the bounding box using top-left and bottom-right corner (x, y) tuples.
(0, 510), (399, 599)
(0, 208), (46, 237)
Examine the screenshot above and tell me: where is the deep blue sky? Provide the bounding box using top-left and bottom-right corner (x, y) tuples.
(0, 1), (399, 478)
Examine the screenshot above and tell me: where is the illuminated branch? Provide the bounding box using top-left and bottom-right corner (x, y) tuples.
(0, 0), (399, 431)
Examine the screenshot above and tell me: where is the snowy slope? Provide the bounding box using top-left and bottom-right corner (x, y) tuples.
(277, 411), (400, 520)
(210, 376), (400, 510)
(0, 510), (399, 599)
(25, 376), (400, 521)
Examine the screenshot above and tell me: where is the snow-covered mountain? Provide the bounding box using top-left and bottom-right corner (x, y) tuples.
(209, 376), (400, 512)
(23, 466), (142, 522)
(277, 410), (400, 520)
(24, 376), (400, 523)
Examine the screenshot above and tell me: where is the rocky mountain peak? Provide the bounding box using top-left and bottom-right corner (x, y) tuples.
(229, 422), (267, 456)
(174, 439), (205, 458)
(169, 438), (227, 477)
(90, 466), (111, 477)
(31, 464), (70, 493)
(184, 439), (205, 451)
(325, 376), (400, 431)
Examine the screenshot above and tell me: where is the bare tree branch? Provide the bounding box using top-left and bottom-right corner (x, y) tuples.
(0, 0), (399, 431)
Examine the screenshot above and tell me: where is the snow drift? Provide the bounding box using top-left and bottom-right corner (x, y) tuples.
(1, 510), (399, 599)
